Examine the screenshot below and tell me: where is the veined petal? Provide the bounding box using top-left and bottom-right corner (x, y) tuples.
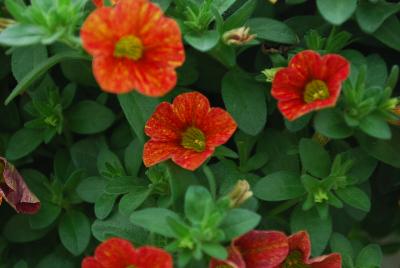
(92, 56), (136, 93)
(143, 141), (179, 167)
(202, 108), (237, 147)
(288, 231), (311, 262)
(135, 246), (173, 268)
(171, 147), (214, 171)
(172, 92), (211, 126)
(80, 7), (116, 56)
(145, 102), (184, 142)
(233, 231), (289, 268)
(317, 54), (350, 82)
(271, 68), (307, 101)
(289, 50), (322, 79)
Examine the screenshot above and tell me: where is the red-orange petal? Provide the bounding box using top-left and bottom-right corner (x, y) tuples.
(202, 107), (237, 147)
(233, 231), (289, 268)
(92, 238), (137, 267)
(134, 246), (173, 268)
(92, 56), (136, 94)
(314, 54), (350, 82)
(171, 147), (214, 171)
(131, 64), (179, 97)
(288, 231), (311, 262)
(172, 92), (211, 126)
(80, 7), (116, 57)
(309, 253), (342, 268)
(209, 246), (246, 268)
(289, 50), (322, 79)
(271, 68), (307, 101)
(145, 102), (185, 142)
(143, 141), (179, 167)
(81, 257), (102, 268)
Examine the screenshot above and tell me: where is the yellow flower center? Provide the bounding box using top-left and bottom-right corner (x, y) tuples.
(181, 127), (206, 152)
(303, 80), (330, 103)
(114, 35), (143, 60)
(126, 266), (136, 268)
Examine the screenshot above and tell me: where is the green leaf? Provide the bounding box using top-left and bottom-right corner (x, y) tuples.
(36, 248), (75, 268)
(66, 101), (115, 135)
(5, 51), (89, 105)
(356, 1), (400, 33)
(299, 138), (331, 178)
(3, 215), (49, 243)
(223, 0), (257, 31)
(58, 210), (91, 256)
(130, 208), (181, 238)
(373, 15), (400, 52)
(247, 18), (298, 44)
(359, 114), (391, 140)
(70, 139), (102, 176)
(184, 186), (213, 224)
(366, 54), (388, 88)
(0, 24), (45, 46)
(29, 201), (61, 229)
(220, 208), (261, 241)
(330, 232), (355, 267)
(118, 92), (159, 143)
(5, 0), (27, 22)
(355, 244), (382, 268)
(340, 148), (377, 185)
(76, 177), (105, 203)
(105, 176), (140, 195)
(316, 0), (357, 25)
(92, 211), (148, 244)
(335, 187), (371, 212)
(11, 44), (47, 82)
(314, 109), (353, 139)
(95, 193), (117, 220)
(185, 30), (220, 52)
(356, 129), (400, 168)
(202, 243), (228, 260)
(222, 70), (267, 135)
(124, 139), (143, 176)
(6, 127), (43, 160)
(119, 187), (151, 216)
(254, 171), (305, 201)
(290, 206), (332, 256)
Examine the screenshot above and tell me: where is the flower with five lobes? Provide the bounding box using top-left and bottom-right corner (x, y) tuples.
(0, 157), (40, 214)
(81, 0), (185, 96)
(81, 237), (173, 268)
(271, 50), (350, 121)
(210, 230), (341, 268)
(143, 92), (237, 171)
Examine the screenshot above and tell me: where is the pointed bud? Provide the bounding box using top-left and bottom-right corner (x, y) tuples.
(314, 188), (329, 203)
(0, 157), (40, 214)
(262, 67), (283, 83)
(269, 0), (278, 4)
(228, 180), (253, 208)
(223, 27), (256, 46)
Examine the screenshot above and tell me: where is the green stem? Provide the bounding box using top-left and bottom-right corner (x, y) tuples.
(202, 165), (217, 199)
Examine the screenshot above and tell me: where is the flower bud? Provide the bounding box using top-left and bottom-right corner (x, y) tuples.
(268, 0), (278, 4)
(223, 27), (256, 46)
(0, 18), (15, 32)
(228, 180), (253, 208)
(262, 67), (283, 82)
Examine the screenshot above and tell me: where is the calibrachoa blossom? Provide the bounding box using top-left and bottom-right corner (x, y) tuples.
(81, 0), (185, 96)
(210, 230), (341, 268)
(0, 157), (40, 214)
(82, 238), (173, 268)
(271, 50), (350, 121)
(143, 92), (237, 171)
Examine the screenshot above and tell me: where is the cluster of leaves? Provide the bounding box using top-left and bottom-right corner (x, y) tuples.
(0, 0), (400, 267)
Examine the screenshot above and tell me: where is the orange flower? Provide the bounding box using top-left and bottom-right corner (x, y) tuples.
(143, 92), (237, 171)
(82, 238), (173, 268)
(271, 50), (350, 121)
(81, 0), (185, 96)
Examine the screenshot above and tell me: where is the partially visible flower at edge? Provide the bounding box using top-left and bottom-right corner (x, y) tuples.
(82, 237), (173, 268)
(92, 0), (118, 8)
(81, 0), (185, 96)
(143, 91), (237, 171)
(0, 157), (40, 214)
(210, 230), (341, 268)
(271, 50), (350, 121)
(388, 104), (400, 126)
